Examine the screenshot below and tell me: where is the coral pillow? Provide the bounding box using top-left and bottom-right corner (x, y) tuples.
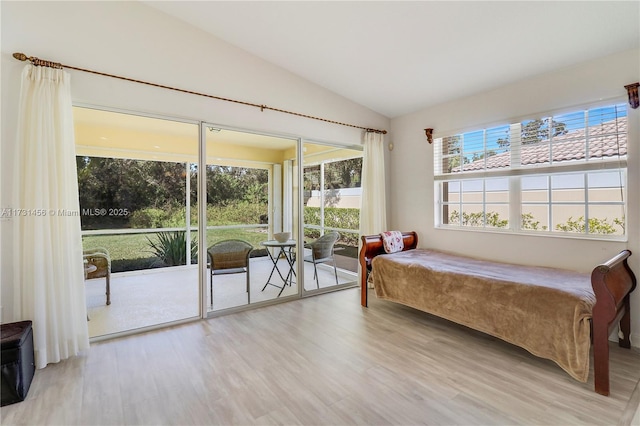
(380, 231), (404, 253)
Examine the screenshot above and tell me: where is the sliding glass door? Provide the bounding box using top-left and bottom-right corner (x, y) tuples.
(301, 141), (362, 294)
(203, 125), (300, 313)
(74, 106), (200, 338)
(75, 107), (362, 336)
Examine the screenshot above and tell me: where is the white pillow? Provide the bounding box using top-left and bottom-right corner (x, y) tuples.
(380, 231), (404, 253)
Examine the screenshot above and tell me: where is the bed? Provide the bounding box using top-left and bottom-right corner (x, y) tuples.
(359, 231), (636, 396)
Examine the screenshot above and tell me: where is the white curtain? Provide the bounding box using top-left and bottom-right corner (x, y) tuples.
(359, 131), (387, 236)
(13, 64), (89, 369)
(359, 132), (387, 286)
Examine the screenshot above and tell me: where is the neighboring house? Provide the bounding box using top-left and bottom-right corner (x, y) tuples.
(458, 117), (627, 172)
(305, 187), (362, 209)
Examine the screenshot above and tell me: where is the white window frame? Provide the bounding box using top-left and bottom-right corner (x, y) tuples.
(434, 102), (628, 240)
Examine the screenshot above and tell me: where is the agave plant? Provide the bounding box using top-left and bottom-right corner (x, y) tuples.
(147, 231), (197, 266)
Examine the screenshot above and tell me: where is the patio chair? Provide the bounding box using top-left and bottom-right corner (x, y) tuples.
(83, 247), (111, 305)
(207, 240), (253, 306)
(303, 231), (340, 288)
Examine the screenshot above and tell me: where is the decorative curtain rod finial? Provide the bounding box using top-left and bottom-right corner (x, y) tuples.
(13, 52), (28, 62)
(625, 82), (639, 109)
(13, 52), (62, 69)
(424, 128), (433, 144)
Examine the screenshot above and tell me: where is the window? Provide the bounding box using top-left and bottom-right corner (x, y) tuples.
(434, 103), (627, 238)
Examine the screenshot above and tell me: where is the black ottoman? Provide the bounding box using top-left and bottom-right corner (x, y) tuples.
(1, 321), (35, 406)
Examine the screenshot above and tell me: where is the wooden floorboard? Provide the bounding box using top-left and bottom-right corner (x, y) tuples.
(2, 287), (640, 425)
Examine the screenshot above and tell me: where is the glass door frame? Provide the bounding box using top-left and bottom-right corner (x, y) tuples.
(200, 122), (305, 317)
(198, 122), (207, 318)
(74, 103), (203, 339)
(299, 139), (362, 298)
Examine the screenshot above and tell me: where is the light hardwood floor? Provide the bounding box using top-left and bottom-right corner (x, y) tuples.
(2, 287), (640, 425)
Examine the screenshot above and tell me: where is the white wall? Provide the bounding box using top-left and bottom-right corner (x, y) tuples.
(0, 1), (389, 322)
(389, 48), (640, 346)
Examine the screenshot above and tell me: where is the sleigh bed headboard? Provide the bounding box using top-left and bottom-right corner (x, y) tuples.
(359, 231), (418, 307)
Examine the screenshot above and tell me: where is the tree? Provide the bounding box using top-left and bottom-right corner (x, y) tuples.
(205, 165), (268, 206)
(77, 157), (162, 228)
(522, 118), (567, 145)
(441, 135), (462, 172)
(324, 158), (362, 189)
(470, 150), (497, 162)
(497, 118), (568, 148)
(77, 157), (269, 229)
(77, 157), (188, 213)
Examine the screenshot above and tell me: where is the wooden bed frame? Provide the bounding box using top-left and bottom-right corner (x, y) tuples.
(359, 231), (637, 396)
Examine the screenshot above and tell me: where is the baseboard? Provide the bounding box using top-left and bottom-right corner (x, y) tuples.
(609, 329), (640, 350)
(631, 332), (640, 350)
(618, 378), (640, 426)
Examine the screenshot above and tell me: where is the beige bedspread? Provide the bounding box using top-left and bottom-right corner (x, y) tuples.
(372, 249), (595, 382)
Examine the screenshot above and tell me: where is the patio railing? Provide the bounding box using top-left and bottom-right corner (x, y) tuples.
(82, 224), (268, 273)
(82, 223), (359, 274)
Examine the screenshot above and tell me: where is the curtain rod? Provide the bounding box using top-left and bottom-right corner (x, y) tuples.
(13, 52), (387, 135)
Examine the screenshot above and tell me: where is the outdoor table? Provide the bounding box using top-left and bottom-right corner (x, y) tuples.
(261, 240), (296, 297)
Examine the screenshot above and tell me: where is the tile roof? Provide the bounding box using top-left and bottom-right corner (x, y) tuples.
(457, 117), (627, 172)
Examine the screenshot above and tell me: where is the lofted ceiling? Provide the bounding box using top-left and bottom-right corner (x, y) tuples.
(144, 1), (640, 118)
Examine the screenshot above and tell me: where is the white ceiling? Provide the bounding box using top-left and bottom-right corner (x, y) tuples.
(146, 1), (640, 119)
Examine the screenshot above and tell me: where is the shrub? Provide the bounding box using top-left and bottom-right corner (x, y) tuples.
(304, 207), (321, 226)
(521, 213), (547, 231)
(111, 257), (159, 272)
(448, 210), (507, 228)
(555, 216), (622, 235)
(206, 201), (267, 225)
(303, 207), (360, 245)
(130, 208), (170, 228)
(147, 231), (197, 266)
(449, 210), (623, 235)
(129, 202), (269, 228)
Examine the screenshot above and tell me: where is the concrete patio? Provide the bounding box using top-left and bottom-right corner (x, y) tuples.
(85, 255), (357, 338)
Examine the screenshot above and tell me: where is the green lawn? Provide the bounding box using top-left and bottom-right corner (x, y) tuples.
(83, 228), (270, 272)
(83, 227), (358, 273)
